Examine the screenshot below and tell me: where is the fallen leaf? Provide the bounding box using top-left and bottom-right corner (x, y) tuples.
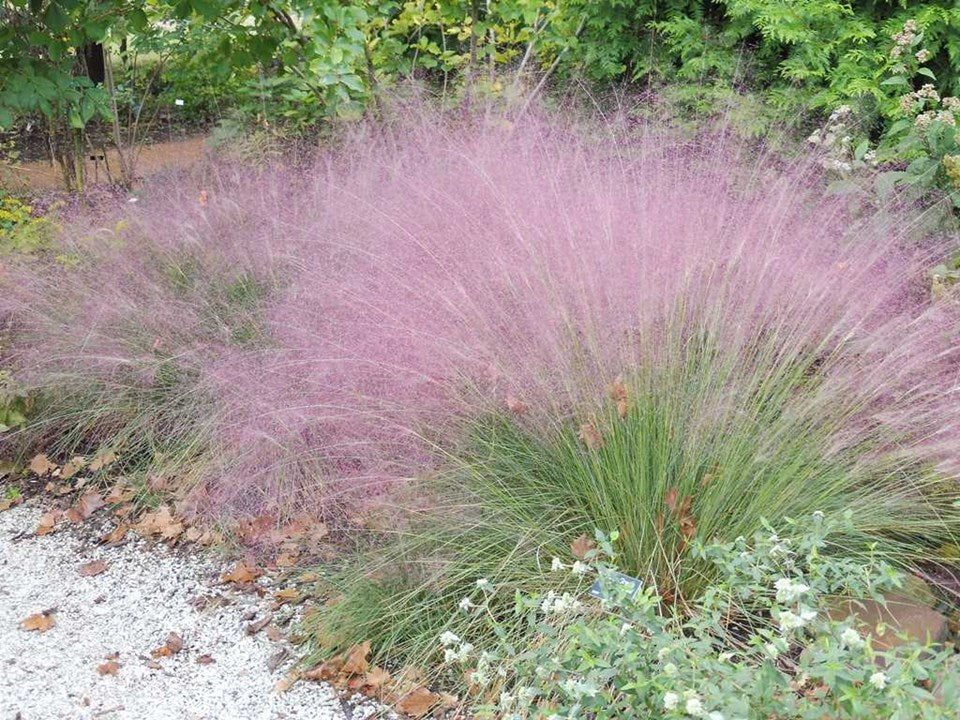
(97, 660), (120, 676)
(570, 533), (595, 560)
(664, 487), (679, 513)
(578, 422), (604, 450)
(609, 376), (629, 418)
(78, 559), (108, 577)
(105, 480), (133, 504)
(61, 456), (87, 480)
(36, 510), (59, 535)
(395, 686), (440, 718)
(274, 672), (299, 692)
(73, 492), (105, 521)
(272, 587), (301, 607)
(196, 654), (215, 665)
(0, 498), (18, 512)
(29, 453), (57, 476)
(21, 610), (55, 633)
(99, 525), (129, 545)
(136, 505), (184, 541)
(87, 451), (117, 473)
(363, 666), (391, 691)
(267, 647), (291, 672)
(245, 615), (272, 636)
(220, 562), (261, 585)
(151, 632), (184, 658)
(265, 625), (283, 642)
(341, 640), (371, 675)
(505, 394), (527, 415)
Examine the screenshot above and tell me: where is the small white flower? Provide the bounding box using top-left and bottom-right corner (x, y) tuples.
(619, 622), (633, 636)
(774, 578), (810, 603)
(551, 557), (564, 572)
(778, 606), (816, 633)
(717, 651), (734, 663)
(663, 662), (678, 677)
(571, 560), (589, 576)
(174, 98), (185, 106)
(684, 695), (704, 716)
(127, 197), (138, 203)
(658, 646), (672, 660)
(869, 671), (888, 690)
(476, 578), (494, 592)
(663, 691), (680, 710)
(840, 627), (864, 649)
(812, 510), (824, 522)
(916, 48), (931, 63)
(458, 597), (474, 612)
(439, 631), (460, 647)
(708, 713), (724, 720)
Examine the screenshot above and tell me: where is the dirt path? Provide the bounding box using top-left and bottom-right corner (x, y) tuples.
(0, 136), (209, 192)
(0, 500), (380, 720)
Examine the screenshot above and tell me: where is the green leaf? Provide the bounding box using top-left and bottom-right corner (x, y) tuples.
(916, 67), (936, 81)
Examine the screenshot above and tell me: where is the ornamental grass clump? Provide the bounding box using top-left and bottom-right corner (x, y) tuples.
(1, 112), (958, 614)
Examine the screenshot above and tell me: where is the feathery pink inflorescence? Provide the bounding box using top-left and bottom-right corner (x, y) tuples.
(4, 111), (959, 520)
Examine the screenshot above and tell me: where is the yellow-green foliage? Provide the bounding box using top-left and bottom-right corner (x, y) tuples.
(0, 194), (54, 254)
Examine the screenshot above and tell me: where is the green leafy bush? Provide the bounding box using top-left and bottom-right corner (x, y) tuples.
(0, 194), (54, 255)
(445, 515), (958, 719)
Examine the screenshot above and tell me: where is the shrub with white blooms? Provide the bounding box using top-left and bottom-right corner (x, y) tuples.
(442, 515), (958, 720)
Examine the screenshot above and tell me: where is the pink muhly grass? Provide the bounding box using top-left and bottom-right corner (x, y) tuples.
(3, 110), (959, 531)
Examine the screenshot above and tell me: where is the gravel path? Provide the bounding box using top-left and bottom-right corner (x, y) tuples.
(0, 501), (369, 720)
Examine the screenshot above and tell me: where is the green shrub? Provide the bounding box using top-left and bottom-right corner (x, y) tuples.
(0, 194), (54, 255)
(307, 340), (960, 669)
(444, 514), (958, 719)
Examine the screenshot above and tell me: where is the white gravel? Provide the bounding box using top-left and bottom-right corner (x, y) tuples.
(0, 501), (370, 720)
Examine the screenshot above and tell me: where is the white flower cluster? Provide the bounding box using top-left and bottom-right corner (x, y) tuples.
(840, 626), (865, 649)
(662, 690), (724, 719)
(773, 577), (810, 603)
(890, 19), (918, 59)
(776, 606), (817, 634)
(540, 590), (583, 615)
(439, 631), (474, 663)
(560, 677), (599, 699)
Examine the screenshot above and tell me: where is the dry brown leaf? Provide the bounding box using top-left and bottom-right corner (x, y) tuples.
(97, 660), (120, 676)
(87, 451), (117, 473)
(609, 376), (629, 418)
(29, 454), (57, 476)
(245, 615), (272, 636)
(78, 559), (108, 577)
(184, 527), (203, 543)
(196, 654), (215, 665)
(61, 456), (87, 480)
(341, 640), (371, 675)
(220, 562), (261, 585)
(265, 625), (283, 642)
(21, 611), (55, 633)
(395, 686), (440, 718)
(272, 587), (301, 606)
(274, 672), (299, 693)
(0, 498), (18, 512)
(505, 394), (527, 415)
(105, 480), (134, 504)
(36, 510), (59, 536)
(570, 533), (595, 560)
(664, 487), (679, 513)
(99, 525), (129, 545)
(578, 422), (604, 450)
(136, 505), (184, 541)
(363, 666), (391, 691)
(74, 493), (105, 521)
(151, 632), (184, 658)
